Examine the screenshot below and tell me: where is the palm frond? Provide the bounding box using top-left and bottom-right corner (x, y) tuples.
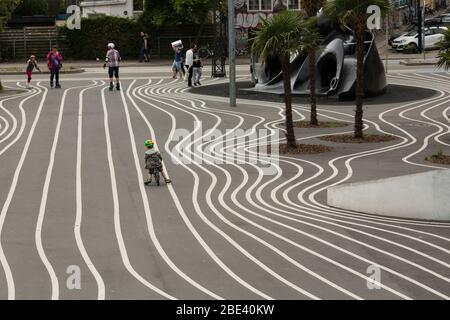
(436, 51), (450, 70)
(251, 10), (304, 60)
(436, 28), (450, 70)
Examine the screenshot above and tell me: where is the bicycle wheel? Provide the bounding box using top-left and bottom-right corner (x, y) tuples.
(198, 48), (210, 59)
(155, 170), (160, 186)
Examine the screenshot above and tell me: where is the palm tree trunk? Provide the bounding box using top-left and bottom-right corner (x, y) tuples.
(354, 25), (365, 139)
(282, 56), (297, 149)
(308, 48), (318, 125)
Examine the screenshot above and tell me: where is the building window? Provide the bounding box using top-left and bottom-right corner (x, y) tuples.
(261, 0), (272, 11)
(248, 0), (260, 11)
(134, 0), (144, 11)
(248, 0), (273, 12)
(288, 0), (300, 10)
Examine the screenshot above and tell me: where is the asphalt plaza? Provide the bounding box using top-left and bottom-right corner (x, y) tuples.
(0, 65), (448, 299)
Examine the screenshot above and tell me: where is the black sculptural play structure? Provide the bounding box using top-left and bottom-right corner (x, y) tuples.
(250, 11), (387, 100)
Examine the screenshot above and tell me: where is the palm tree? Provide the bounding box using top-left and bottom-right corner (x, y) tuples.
(302, 17), (322, 126)
(436, 28), (450, 71)
(325, 0), (390, 138)
(301, 0), (325, 125)
(251, 10), (305, 149)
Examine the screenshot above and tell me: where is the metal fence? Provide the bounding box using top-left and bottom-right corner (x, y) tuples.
(0, 38), (66, 60)
(0, 26), (63, 61)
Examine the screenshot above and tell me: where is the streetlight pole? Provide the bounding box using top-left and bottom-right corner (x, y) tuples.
(228, 0), (236, 107)
(417, 0), (424, 52)
(422, 0), (426, 60)
(385, 15), (389, 74)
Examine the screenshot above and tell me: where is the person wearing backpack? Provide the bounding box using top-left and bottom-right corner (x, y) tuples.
(144, 139), (171, 185)
(47, 46), (62, 88)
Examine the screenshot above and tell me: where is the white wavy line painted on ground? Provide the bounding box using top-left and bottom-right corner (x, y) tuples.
(122, 80), (225, 300)
(0, 83), (46, 299)
(139, 84), (351, 299)
(35, 81), (101, 300)
(76, 81), (106, 300)
(162, 76), (450, 298)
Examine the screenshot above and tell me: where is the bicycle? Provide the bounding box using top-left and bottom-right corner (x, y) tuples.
(148, 167), (161, 186)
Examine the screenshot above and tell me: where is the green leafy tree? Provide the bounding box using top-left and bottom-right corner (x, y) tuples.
(13, 0), (48, 16)
(0, 0), (21, 91)
(436, 28), (450, 70)
(60, 16), (140, 59)
(0, 0), (21, 32)
(172, 0), (212, 24)
(139, 0), (174, 28)
(171, 0), (212, 41)
(301, 0), (324, 126)
(252, 10), (308, 149)
(325, 0), (390, 138)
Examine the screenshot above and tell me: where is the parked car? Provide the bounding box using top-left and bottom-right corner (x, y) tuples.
(425, 14), (450, 27)
(391, 26), (448, 52)
(388, 25), (417, 46)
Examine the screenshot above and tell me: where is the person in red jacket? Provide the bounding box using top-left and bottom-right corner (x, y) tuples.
(25, 55), (41, 89)
(47, 46), (62, 88)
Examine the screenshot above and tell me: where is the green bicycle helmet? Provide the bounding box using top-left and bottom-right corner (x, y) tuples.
(145, 139), (154, 148)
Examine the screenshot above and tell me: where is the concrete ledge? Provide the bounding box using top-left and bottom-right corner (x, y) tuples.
(327, 169), (450, 221)
(400, 58), (438, 66)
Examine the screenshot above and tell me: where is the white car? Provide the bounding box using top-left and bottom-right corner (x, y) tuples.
(391, 26), (448, 51)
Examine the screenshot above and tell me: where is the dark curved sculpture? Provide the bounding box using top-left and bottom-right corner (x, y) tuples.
(250, 11), (387, 100)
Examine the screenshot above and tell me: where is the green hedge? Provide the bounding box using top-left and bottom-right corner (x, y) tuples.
(59, 16), (141, 59)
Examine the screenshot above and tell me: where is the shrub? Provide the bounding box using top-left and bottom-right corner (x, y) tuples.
(59, 16), (141, 59)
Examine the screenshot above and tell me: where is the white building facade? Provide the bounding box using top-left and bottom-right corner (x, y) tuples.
(234, 1), (301, 53)
(234, 0), (301, 29)
(80, 0), (137, 18)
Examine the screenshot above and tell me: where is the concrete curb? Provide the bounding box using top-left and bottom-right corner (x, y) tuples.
(0, 68), (85, 75)
(399, 59), (439, 66)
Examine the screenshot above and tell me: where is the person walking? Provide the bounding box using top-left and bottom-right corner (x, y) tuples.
(144, 33), (151, 62)
(192, 55), (203, 86)
(185, 43), (195, 86)
(103, 43), (121, 91)
(172, 46), (183, 79)
(139, 31), (149, 63)
(47, 46), (62, 88)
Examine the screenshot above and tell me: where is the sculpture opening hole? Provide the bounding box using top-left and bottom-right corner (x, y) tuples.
(317, 53), (337, 92)
(330, 77), (338, 90)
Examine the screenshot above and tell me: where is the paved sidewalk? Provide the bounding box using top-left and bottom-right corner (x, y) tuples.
(0, 57), (252, 69)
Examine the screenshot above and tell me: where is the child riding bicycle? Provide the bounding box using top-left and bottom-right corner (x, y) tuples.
(144, 139), (171, 185)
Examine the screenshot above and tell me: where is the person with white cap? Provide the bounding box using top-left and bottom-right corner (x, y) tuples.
(25, 54), (41, 89)
(103, 42), (121, 91)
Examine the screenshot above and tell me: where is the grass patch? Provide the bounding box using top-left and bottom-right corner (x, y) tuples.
(425, 150), (450, 165)
(319, 134), (398, 144)
(294, 121), (350, 128)
(267, 144), (333, 155)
